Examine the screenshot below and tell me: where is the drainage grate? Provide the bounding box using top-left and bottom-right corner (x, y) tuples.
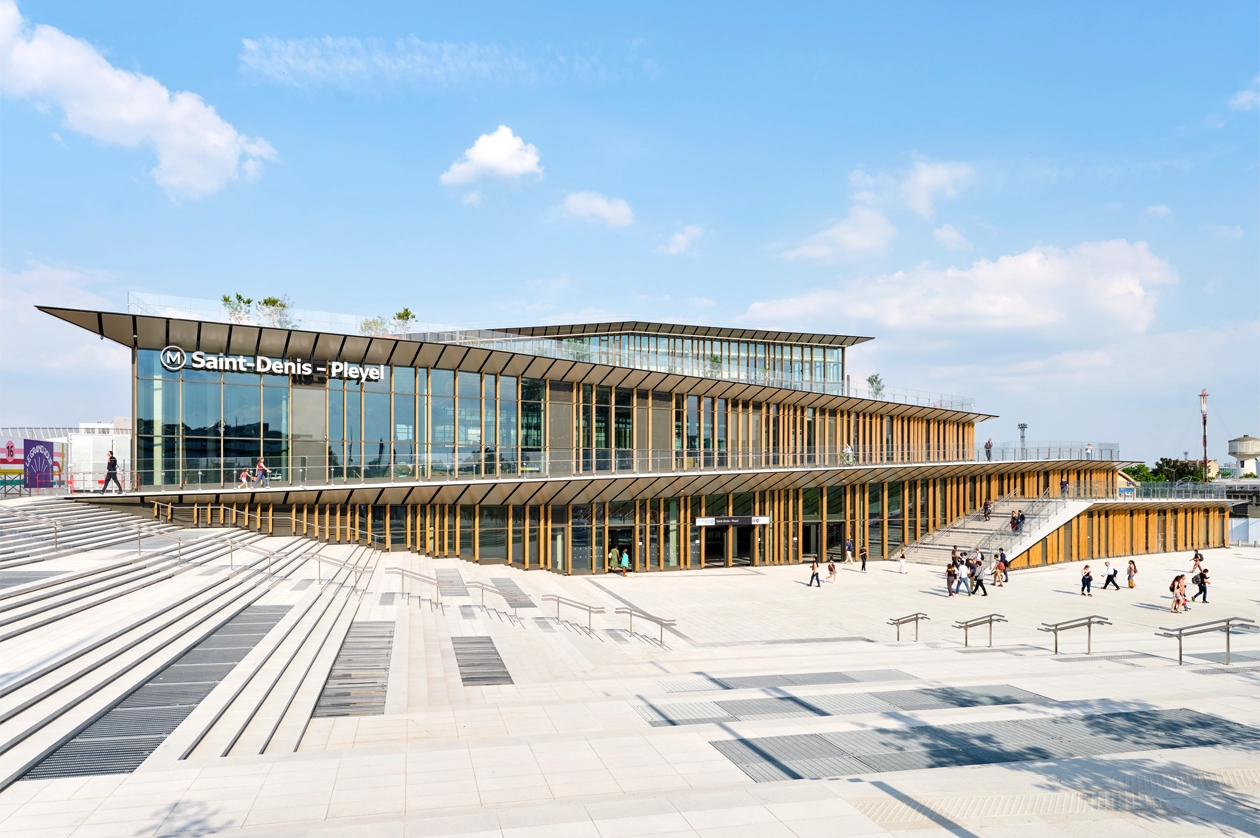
(451, 636), (512, 686)
(710, 708), (1260, 782)
(1052, 653), (1156, 663)
(460, 605), (477, 619)
(435, 569), (468, 597)
(22, 604), (289, 779)
(379, 592), (395, 606)
(1190, 650), (1260, 664)
(1193, 663), (1260, 676)
(0, 571), (61, 589)
(637, 685), (1049, 727)
(669, 670), (915, 692)
(533, 617), (556, 632)
(292, 579), (314, 591)
(605, 629), (630, 643)
(311, 621), (395, 717)
(490, 577), (536, 608)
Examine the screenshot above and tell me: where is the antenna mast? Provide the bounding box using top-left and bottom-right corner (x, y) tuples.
(1200, 389), (1209, 482)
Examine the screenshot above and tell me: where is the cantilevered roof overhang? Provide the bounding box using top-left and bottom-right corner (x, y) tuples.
(40, 306), (993, 422)
(86, 458), (1121, 509)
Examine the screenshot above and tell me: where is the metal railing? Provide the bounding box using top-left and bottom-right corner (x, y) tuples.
(953, 613), (1007, 648)
(0, 506), (62, 550)
(384, 567), (443, 608)
(613, 606), (676, 645)
(1039, 615), (1111, 655)
(888, 612), (930, 642)
(1156, 617), (1257, 665)
(89, 440), (1121, 495)
(541, 594), (606, 631)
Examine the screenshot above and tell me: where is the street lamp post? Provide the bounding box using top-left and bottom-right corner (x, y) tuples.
(1018, 423), (1028, 460)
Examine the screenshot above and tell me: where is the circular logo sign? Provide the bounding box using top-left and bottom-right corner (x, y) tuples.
(159, 346), (187, 372)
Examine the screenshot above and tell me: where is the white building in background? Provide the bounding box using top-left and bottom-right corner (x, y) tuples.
(1228, 435), (1259, 476)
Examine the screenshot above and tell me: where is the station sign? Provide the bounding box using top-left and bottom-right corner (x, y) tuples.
(694, 516), (771, 527)
(158, 346), (385, 381)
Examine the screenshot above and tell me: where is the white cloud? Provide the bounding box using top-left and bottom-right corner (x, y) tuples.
(238, 35), (657, 93)
(0, 262), (131, 424)
(781, 206), (896, 261)
(440, 125), (541, 185)
(462, 191), (484, 206)
(1143, 204), (1172, 218)
(1202, 223), (1244, 239)
(749, 239), (1176, 334)
(560, 191), (633, 227)
(687, 296), (716, 307)
(1228, 74), (1260, 111)
(656, 225), (703, 255)
(933, 223), (972, 250)
(0, 0), (275, 199)
(902, 160), (972, 217)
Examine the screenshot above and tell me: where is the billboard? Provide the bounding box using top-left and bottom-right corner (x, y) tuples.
(23, 439), (56, 489)
(1, 438), (64, 489)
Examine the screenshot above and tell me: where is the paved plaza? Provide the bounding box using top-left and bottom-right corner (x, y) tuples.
(0, 523), (1257, 837)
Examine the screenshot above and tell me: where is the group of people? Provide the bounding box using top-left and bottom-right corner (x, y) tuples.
(1008, 509), (1027, 533)
(606, 547), (633, 576)
(807, 539), (882, 586)
(237, 458), (271, 488)
(1078, 560), (1135, 595)
(944, 546), (1009, 596)
(1167, 551), (1211, 612)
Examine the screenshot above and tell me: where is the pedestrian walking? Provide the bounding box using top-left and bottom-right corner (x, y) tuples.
(1060, 477), (1069, 496)
(1080, 565), (1093, 596)
(1127, 559), (1138, 588)
(1169, 575), (1185, 612)
(1191, 568), (1210, 603)
(1009, 512), (1018, 534)
(859, 548), (868, 573)
(897, 548), (907, 574)
(990, 554), (1003, 587)
(255, 457), (270, 488)
(1085, 443), (1093, 460)
(982, 499), (992, 522)
(826, 559), (837, 583)
(984, 437), (993, 461)
(808, 558), (822, 587)
(946, 563), (957, 597)
(100, 450), (122, 494)
(1101, 562), (1120, 590)
(955, 558), (972, 595)
(1191, 551), (1203, 575)
(998, 548), (1009, 582)
(1016, 510), (1026, 533)
(971, 559), (988, 596)
(845, 539), (854, 564)
(607, 545), (620, 573)
(619, 548), (631, 576)
(238, 468), (253, 489)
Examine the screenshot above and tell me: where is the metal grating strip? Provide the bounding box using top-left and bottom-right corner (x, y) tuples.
(489, 577), (536, 608)
(311, 622), (395, 717)
(712, 709), (1260, 782)
(23, 604), (288, 780)
(533, 617), (556, 632)
(435, 569), (468, 597)
(0, 571), (61, 589)
(451, 636), (512, 686)
(379, 592), (395, 606)
(460, 605), (477, 619)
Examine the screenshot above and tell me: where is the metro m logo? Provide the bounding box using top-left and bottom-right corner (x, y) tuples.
(159, 346), (187, 372)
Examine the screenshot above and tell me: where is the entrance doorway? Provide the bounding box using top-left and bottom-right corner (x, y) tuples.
(733, 526), (754, 566)
(608, 527), (634, 571)
(802, 524), (820, 560)
(703, 527), (727, 567)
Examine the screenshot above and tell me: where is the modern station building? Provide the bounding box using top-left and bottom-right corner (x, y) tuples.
(39, 300), (1229, 573)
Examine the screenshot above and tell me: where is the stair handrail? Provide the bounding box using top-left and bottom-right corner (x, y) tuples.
(887, 612), (930, 642)
(613, 606), (676, 645)
(383, 566), (443, 604)
(952, 613), (1007, 648)
(1155, 616), (1257, 665)
(0, 507), (62, 551)
(1038, 615), (1111, 654)
(907, 488), (1020, 558)
(541, 594), (606, 630)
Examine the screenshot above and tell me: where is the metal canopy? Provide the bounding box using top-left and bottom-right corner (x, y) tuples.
(39, 306), (991, 422)
(493, 320), (874, 347)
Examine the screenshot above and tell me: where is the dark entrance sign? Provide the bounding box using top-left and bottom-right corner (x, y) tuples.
(694, 516), (771, 527)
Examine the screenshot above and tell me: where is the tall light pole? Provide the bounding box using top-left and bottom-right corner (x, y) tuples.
(1200, 389), (1209, 482)
(1018, 423), (1028, 460)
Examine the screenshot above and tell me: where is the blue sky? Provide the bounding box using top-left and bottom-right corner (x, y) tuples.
(2, 0), (1257, 464)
